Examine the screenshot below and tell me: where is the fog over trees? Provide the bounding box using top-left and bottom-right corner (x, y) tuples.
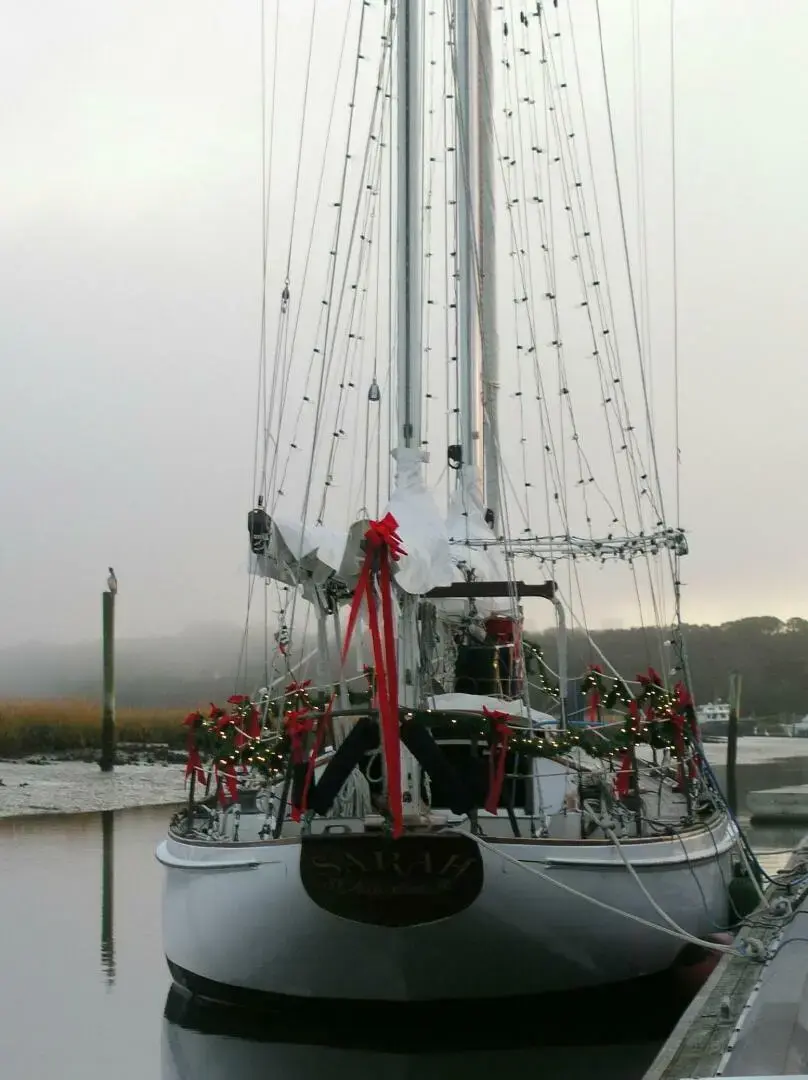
(1, 616), (806, 720)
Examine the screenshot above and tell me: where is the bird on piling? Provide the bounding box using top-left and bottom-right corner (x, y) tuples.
(107, 567), (118, 594)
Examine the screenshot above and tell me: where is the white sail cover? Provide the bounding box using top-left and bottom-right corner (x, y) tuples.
(251, 455), (513, 620)
(439, 464), (511, 621)
(250, 515), (369, 602)
(385, 447), (454, 594)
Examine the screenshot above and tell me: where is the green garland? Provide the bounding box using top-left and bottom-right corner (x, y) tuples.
(417, 710), (689, 761)
(523, 643), (561, 699)
(182, 662), (700, 798)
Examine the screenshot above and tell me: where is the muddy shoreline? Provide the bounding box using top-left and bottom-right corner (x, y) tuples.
(0, 756), (185, 819)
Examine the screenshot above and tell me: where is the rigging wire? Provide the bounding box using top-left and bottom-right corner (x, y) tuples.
(285, 0), (372, 642)
(540, 2), (666, 672)
(316, 20), (393, 525)
(238, 0), (280, 691)
(593, 0), (669, 537)
(264, 2), (356, 514)
(670, 0), (681, 534)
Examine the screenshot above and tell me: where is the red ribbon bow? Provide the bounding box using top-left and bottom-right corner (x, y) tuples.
(483, 707), (513, 814)
(285, 679), (312, 696)
(364, 512), (407, 562)
(215, 710), (233, 733)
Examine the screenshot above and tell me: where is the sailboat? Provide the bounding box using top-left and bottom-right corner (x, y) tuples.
(157, 0), (743, 1004)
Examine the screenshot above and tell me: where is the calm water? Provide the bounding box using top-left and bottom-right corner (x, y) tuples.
(1, 758), (806, 1080)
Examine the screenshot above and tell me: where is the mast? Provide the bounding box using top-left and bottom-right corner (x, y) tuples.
(477, 1), (500, 525)
(456, 0), (500, 525)
(395, 0), (423, 451)
(393, 0), (423, 810)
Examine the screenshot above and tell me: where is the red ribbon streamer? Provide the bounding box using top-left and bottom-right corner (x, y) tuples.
(615, 700), (640, 798)
(182, 711), (207, 786)
(216, 760), (238, 805)
(615, 750), (634, 798)
(672, 681), (699, 785)
(306, 512), (407, 836)
(285, 709), (315, 821)
(184, 746), (206, 786)
(483, 707), (513, 814)
(246, 706), (261, 740)
(586, 664), (603, 724)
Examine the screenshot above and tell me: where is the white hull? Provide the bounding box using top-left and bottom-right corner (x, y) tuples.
(158, 813), (738, 1003)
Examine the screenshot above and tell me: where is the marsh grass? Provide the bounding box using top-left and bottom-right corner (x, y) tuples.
(0, 699), (187, 758)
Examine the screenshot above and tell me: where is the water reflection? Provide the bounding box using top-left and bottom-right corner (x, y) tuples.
(101, 810), (115, 985)
(2, 751), (808, 1080)
(160, 984), (666, 1080)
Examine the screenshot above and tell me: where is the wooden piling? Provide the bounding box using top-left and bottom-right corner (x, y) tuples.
(100, 810), (115, 984)
(100, 589), (116, 772)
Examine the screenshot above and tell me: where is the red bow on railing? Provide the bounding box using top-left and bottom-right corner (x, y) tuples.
(483, 707), (513, 814)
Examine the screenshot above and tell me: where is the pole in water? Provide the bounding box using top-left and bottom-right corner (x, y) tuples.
(100, 809), (115, 985)
(726, 671), (742, 815)
(100, 567), (117, 772)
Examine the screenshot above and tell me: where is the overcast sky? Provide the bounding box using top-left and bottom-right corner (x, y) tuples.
(2, 0), (807, 648)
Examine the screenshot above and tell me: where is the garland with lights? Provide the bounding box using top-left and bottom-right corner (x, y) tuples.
(183, 698), (286, 804)
(181, 664), (702, 812)
(523, 642), (561, 699)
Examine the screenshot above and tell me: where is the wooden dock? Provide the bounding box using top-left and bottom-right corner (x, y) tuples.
(748, 784), (808, 824)
(643, 839), (808, 1079)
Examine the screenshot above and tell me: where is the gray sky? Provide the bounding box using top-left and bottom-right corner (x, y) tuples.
(2, 0), (807, 648)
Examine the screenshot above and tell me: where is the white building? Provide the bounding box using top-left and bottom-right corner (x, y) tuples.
(696, 701), (731, 726)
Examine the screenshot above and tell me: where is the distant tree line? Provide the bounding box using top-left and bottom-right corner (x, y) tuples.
(5, 616), (807, 721)
(526, 616), (808, 721)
